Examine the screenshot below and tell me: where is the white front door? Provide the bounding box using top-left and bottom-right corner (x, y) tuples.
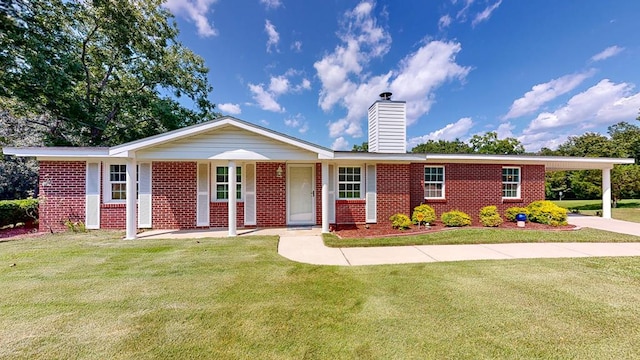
(287, 164), (315, 225)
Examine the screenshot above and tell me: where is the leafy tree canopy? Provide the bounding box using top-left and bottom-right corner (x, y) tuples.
(469, 132), (525, 155)
(0, 0), (216, 146)
(411, 139), (473, 154)
(351, 142), (368, 152)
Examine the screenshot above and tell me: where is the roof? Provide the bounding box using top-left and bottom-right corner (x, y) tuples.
(1, 116), (634, 169)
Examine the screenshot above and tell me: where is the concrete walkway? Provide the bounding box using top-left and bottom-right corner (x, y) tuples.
(140, 215), (640, 266)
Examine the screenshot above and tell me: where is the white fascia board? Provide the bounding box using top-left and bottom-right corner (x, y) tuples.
(425, 154), (634, 169)
(108, 116), (334, 158)
(2, 146), (110, 159)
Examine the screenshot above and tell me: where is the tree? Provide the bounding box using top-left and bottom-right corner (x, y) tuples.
(608, 122), (640, 161)
(469, 132), (525, 155)
(411, 139), (473, 154)
(351, 142), (368, 152)
(556, 133), (615, 157)
(1, 0), (216, 147)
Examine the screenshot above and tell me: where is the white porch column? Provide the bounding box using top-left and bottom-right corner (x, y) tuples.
(125, 157), (138, 240)
(321, 162), (329, 233)
(602, 167), (612, 219)
(228, 161), (237, 237)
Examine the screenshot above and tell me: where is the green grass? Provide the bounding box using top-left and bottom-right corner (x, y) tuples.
(323, 227), (640, 248)
(2, 231), (640, 359)
(553, 199), (640, 223)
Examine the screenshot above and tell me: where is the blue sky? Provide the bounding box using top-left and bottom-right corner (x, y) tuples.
(163, 0), (640, 152)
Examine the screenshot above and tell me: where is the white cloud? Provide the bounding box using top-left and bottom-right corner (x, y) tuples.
(332, 137), (350, 150)
(291, 40), (302, 52)
(495, 122), (515, 139)
(299, 78), (311, 90)
(269, 75), (289, 95)
(315, 2), (470, 139)
(407, 117), (474, 149)
(471, 0), (502, 26)
(518, 131), (570, 152)
(218, 103), (241, 115)
(438, 15), (452, 30)
(284, 114), (310, 134)
(591, 45), (624, 62)
(456, 0), (475, 20)
(259, 119), (270, 126)
(260, 0), (282, 9)
(524, 79), (640, 134)
(248, 83), (284, 112)
(503, 70), (595, 119)
(163, 0), (218, 37)
(265, 20), (280, 53)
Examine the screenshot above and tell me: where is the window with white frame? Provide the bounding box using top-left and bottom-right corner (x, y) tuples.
(502, 167), (521, 198)
(104, 164), (139, 202)
(215, 166), (242, 201)
(424, 166), (445, 198)
(338, 166), (362, 199)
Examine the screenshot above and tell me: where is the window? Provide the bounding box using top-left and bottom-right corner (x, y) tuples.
(338, 167), (362, 199)
(502, 167), (521, 198)
(215, 166), (242, 200)
(109, 164), (127, 200)
(104, 164), (140, 203)
(424, 166), (445, 198)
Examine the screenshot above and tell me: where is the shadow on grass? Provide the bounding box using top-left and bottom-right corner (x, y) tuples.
(568, 201), (640, 210)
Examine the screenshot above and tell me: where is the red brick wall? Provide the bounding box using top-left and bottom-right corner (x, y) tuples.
(210, 201), (245, 228)
(152, 162), (198, 229)
(336, 200), (366, 224)
(256, 162), (286, 227)
(377, 163), (411, 225)
(410, 163), (545, 222)
(100, 204), (126, 229)
(38, 161), (86, 232)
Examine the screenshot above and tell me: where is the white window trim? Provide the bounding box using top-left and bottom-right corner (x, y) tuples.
(424, 166), (445, 199)
(502, 166), (521, 199)
(102, 162), (131, 204)
(337, 165), (364, 200)
(211, 164), (244, 202)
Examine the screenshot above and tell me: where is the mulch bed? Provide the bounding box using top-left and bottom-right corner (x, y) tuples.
(0, 224), (42, 241)
(332, 221), (576, 239)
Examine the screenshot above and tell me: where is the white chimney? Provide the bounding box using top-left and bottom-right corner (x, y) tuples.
(368, 92), (406, 153)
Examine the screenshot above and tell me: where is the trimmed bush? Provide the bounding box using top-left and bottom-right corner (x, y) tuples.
(505, 207), (529, 222)
(0, 198), (39, 227)
(441, 210), (472, 227)
(412, 204), (436, 225)
(526, 200), (568, 226)
(479, 205), (503, 227)
(390, 213), (412, 230)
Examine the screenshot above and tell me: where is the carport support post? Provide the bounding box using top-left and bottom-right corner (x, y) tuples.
(228, 160), (237, 237)
(602, 167), (612, 219)
(125, 157), (138, 240)
(321, 162), (329, 233)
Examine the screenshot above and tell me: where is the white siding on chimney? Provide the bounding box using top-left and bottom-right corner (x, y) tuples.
(368, 100), (406, 153)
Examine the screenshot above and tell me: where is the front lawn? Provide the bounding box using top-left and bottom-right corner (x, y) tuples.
(324, 227), (639, 248)
(2, 232), (640, 359)
(553, 199), (640, 223)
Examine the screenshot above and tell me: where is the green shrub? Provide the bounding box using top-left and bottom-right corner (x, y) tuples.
(0, 198), (39, 227)
(390, 213), (412, 230)
(479, 205), (503, 227)
(441, 210), (472, 227)
(412, 204), (436, 225)
(504, 207), (529, 222)
(526, 200), (568, 226)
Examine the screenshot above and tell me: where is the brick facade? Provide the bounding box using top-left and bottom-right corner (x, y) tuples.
(38, 160), (547, 232)
(210, 201), (245, 228)
(152, 161), (198, 229)
(256, 162), (287, 227)
(377, 163), (411, 225)
(38, 161), (86, 232)
(410, 163), (545, 222)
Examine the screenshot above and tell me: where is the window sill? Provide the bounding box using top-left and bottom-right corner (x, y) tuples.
(336, 199), (365, 204)
(424, 198), (447, 203)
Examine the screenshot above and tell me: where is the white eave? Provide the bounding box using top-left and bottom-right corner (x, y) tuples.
(2, 147), (110, 160)
(108, 116), (334, 159)
(424, 153), (634, 170)
(333, 151), (425, 162)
